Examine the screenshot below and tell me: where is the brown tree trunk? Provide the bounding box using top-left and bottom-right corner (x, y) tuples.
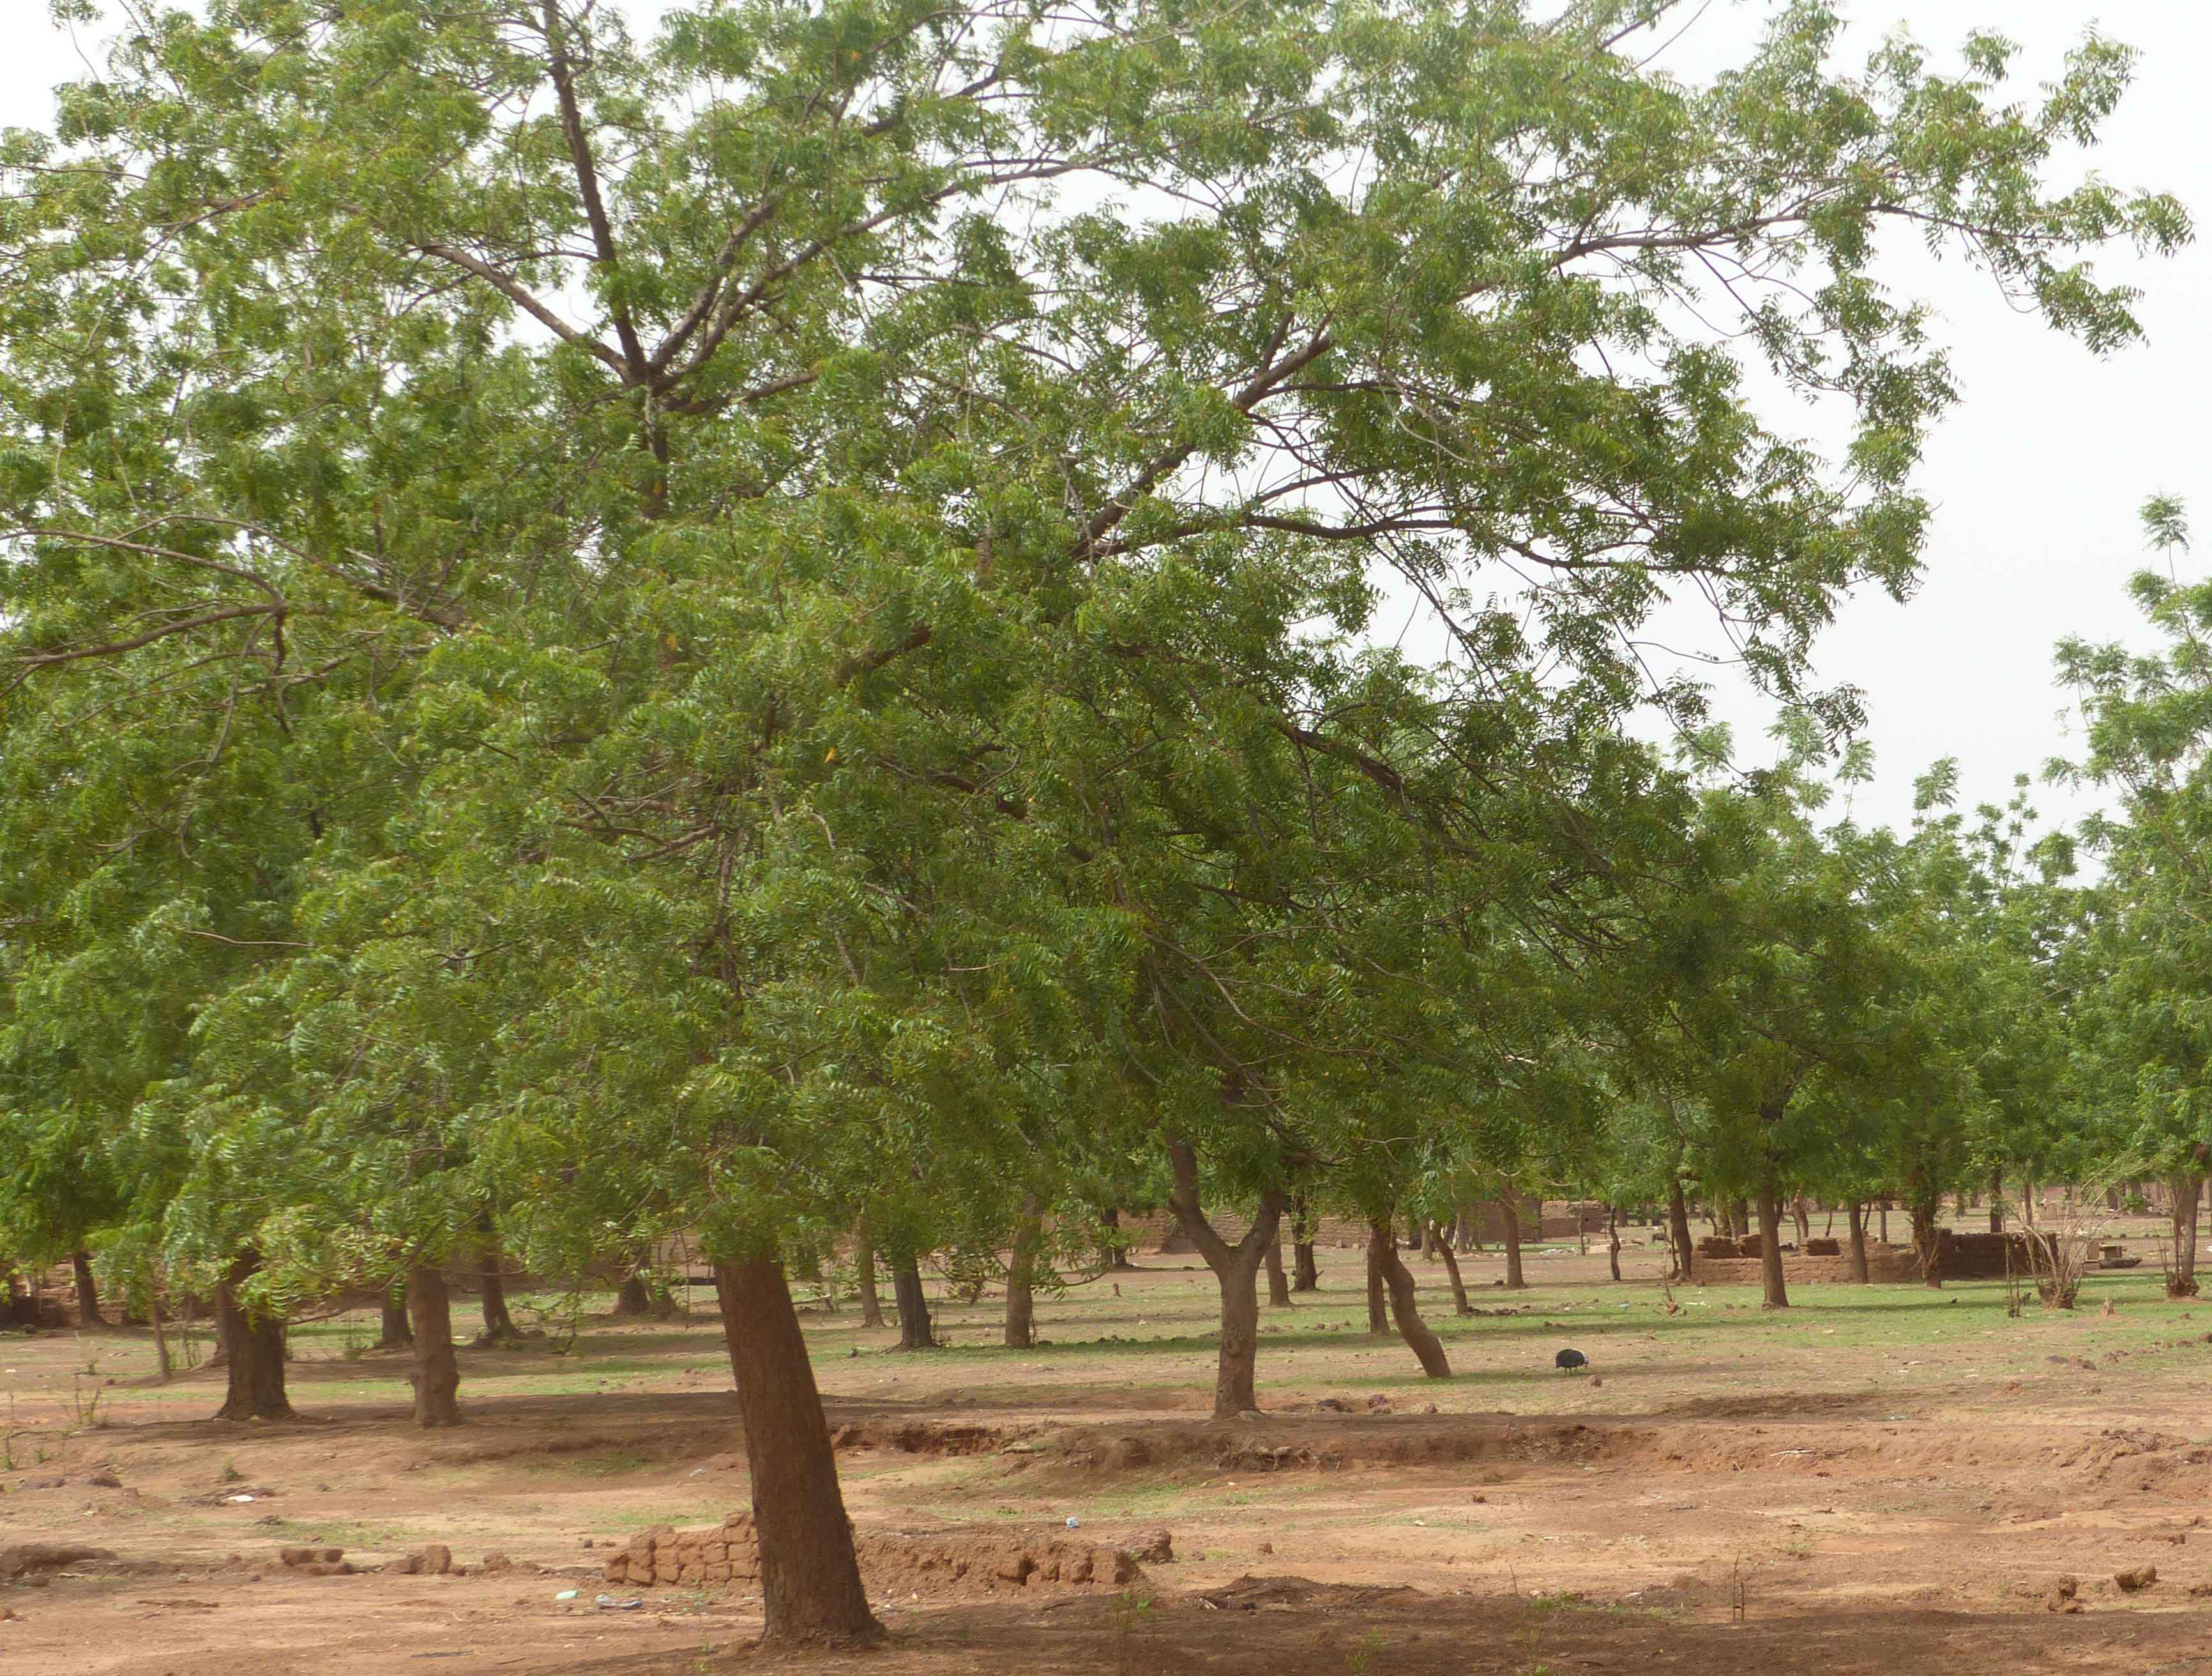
(1730, 1198), (1752, 1242)
(1263, 1231), (1291, 1307)
(1606, 1205), (1623, 1282)
(1847, 1201), (1870, 1283)
(1756, 1182), (1789, 1309)
(613, 1270), (653, 1317)
(2169, 1169), (2203, 1297)
(151, 1284), (172, 1382)
(407, 1265), (462, 1427)
(1100, 1208), (1137, 1270)
(1910, 1197), (1943, 1288)
(1880, 1201), (1889, 1243)
(853, 1230), (884, 1329)
(70, 1251), (104, 1329)
(1667, 1180), (1694, 1281)
(1433, 1224), (1472, 1315)
(1004, 1194), (1043, 1348)
(1499, 1196), (1527, 1289)
(1290, 1194), (1319, 1290)
(1365, 1235), (1390, 1333)
(1369, 1218), (1451, 1378)
(891, 1254), (934, 1350)
(214, 1253), (294, 1421)
(1989, 1163), (2005, 1233)
(1790, 1195), (1810, 1246)
(378, 1281), (413, 1348)
(1165, 1137), (1283, 1419)
(476, 1235), (518, 1343)
(714, 1258), (883, 1648)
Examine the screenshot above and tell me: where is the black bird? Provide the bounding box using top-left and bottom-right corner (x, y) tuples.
(1554, 1347), (1589, 1375)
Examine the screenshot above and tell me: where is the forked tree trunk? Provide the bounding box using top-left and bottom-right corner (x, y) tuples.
(1667, 1180), (1694, 1281)
(1004, 1194), (1043, 1348)
(1790, 1195), (1810, 1246)
(613, 1270), (654, 1317)
(1499, 1197), (1527, 1289)
(1369, 1218), (1451, 1378)
(407, 1265), (462, 1427)
(1100, 1208), (1137, 1270)
(854, 1230), (885, 1329)
(70, 1251), (104, 1329)
(1365, 1237), (1389, 1333)
(477, 1236), (518, 1343)
(892, 1255), (934, 1350)
(1755, 1182), (1789, 1309)
(1846, 1201), (1870, 1283)
(214, 1253), (294, 1421)
(379, 1281), (414, 1347)
(1164, 1137), (1284, 1419)
(1290, 1194), (1319, 1291)
(2169, 1169), (2203, 1297)
(714, 1258), (884, 1648)
(1433, 1224), (1472, 1315)
(1606, 1205), (1622, 1283)
(1263, 1232), (1291, 1307)
(1730, 1198), (1752, 1242)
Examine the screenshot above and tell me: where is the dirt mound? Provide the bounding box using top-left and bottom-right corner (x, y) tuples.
(602, 1514), (1144, 1599)
(831, 1419), (1022, 1456)
(1195, 1574), (1419, 1611)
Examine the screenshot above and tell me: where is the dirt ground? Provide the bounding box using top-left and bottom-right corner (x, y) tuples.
(5, 1217), (2212, 1673)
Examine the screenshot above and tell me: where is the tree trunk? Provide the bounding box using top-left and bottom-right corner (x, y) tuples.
(1879, 1201), (1889, 1244)
(891, 1254), (934, 1350)
(1263, 1231), (1291, 1307)
(1730, 1198), (1751, 1243)
(1847, 1201), (1870, 1283)
(476, 1237), (518, 1344)
(1004, 1194), (1043, 1348)
(1667, 1180), (1694, 1282)
(1164, 1137), (1283, 1419)
(1432, 1225), (1473, 1314)
(1910, 1198), (1943, 1288)
(1755, 1181), (1789, 1309)
(1790, 1195), (1810, 1246)
(2169, 1169), (2202, 1297)
(214, 1253), (294, 1421)
(1499, 1196), (1527, 1289)
(1100, 1208), (1137, 1270)
(1606, 1205), (1623, 1283)
(151, 1285), (172, 1382)
(378, 1281), (413, 1348)
(1988, 1163), (2004, 1233)
(1290, 1194), (1319, 1290)
(714, 1258), (883, 1648)
(853, 1231), (884, 1329)
(70, 1251), (104, 1329)
(1364, 1233), (1390, 1333)
(613, 1270), (654, 1317)
(1369, 1217), (1451, 1378)
(406, 1265), (463, 1427)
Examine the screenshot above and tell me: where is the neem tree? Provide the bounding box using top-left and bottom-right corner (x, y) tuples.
(1, 0), (2181, 1645)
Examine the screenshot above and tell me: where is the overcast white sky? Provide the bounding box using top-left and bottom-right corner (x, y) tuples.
(4, 1), (2203, 839)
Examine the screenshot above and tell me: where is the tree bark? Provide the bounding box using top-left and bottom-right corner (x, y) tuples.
(378, 1280), (414, 1347)
(2169, 1169), (2203, 1297)
(1433, 1224), (1472, 1314)
(1364, 1234), (1390, 1333)
(214, 1253), (294, 1421)
(476, 1236), (518, 1343)
(1846, 1201), (1870, 1283)
(1263, 1230), (1291, 1307)
(70, 1251), (104, 1329)
(1290, 1194), (1319, 1290)
(613, 1270), (653, 1317)
(1756, 1181), (1789, 1309)
(714, 1258), (883, 1648)
(1369, 1217), (1451, 1378)
(1667, 1180), (1694, 1282)
(1164, 1136), (1283, 1419)
(1988, 1163), (2005, 1233)
(407, 1265), (463, 1427)
(1499, 1196), (1527, 1289)
(151, 1283), (172, 1382)
(1100, 1208), (1137, 1270)
(1730, 1198), (1752, 1242)
(853, 1229), (885, 1329)
(891, 1254), (934, 1350)
(1004, 1194), (1043, 1348)
(1606, 1205), (1623, 1283)
(1910, 1196), (1943, 1288)
(1790, 1194), (1810, 1247)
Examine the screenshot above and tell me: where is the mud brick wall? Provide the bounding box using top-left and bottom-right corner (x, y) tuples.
(603, 1514), (1144, 1597)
